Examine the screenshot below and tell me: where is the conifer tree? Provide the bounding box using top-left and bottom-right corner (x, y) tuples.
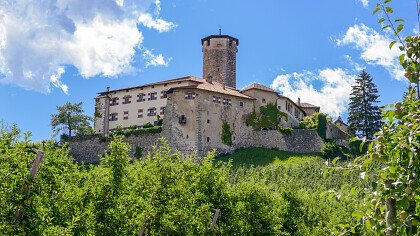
(347, 70), (382, 139)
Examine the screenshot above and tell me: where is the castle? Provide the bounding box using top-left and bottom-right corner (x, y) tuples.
(93, 33), (329, 155)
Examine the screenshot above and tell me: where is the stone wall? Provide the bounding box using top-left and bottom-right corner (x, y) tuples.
(67, 133), (164, 163)
(231, 129), (323, 154)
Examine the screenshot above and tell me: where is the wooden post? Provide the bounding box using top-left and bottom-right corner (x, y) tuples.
(210, 209), (221, 232)
(30, 151), (44, 179)
(14, 150), (44, 221)
(138, 193), (155, 236)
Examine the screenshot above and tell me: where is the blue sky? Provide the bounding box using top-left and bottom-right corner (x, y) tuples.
(0, 0), (416, 141)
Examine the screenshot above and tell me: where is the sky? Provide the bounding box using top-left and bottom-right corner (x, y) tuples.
(0, 0), (416, 141)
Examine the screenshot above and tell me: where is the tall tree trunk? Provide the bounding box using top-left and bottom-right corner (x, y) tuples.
(386, 180), (396, 235)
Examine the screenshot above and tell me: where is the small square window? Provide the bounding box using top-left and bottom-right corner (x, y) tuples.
(262, 98), (266, 103)
(239, 101), (244, 107)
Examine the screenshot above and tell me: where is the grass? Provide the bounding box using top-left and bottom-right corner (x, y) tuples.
(217, 147), (322, 168)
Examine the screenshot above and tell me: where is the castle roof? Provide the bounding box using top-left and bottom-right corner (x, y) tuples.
(169, 81), (255, 100)
(97, 76), (203, 95)
(299, 102), (320, 108)
(201, 35), (239, 46)
(241, 83), (278, 94)
(334, 116), (347, 126)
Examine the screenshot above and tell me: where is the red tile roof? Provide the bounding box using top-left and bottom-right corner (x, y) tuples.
(241, 83), (278, 94)
(171, 81), (255, 100)
(98, 76), (203, 95)
(299, 102), (320, 108)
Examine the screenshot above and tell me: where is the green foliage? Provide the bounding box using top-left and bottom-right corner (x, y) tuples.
(347, 70), (382, 139)
(134, 146), (143, 159)
(245, 103), (287, 130)
(51, 102), (93, 137)
(349, 138), (370, 157)
(300, 112), (327, 140)
(142, 122), (154, 128)
(277, 127), (293, 135)
(321, 141), (348, 159)
(113, 126), (162, 137)
(223, 148), (366, 235)
(221, 122), (233, 146)
(0, 122), (368, 235)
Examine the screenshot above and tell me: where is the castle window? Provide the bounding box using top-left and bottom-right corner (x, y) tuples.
(213, 96), (217, 102)
(123, 111), (129, 120)
(164, 83), (168, 87)
(147, 107), (157, 116)
(179, 115), (187, 124)
(262, 98), (266, 103)
(161, 90), (168, 99)
(110, 97), (119, 106)
(109, 113), (118, 121)
(185, 92), (196, 100)
(239, 101), (244, 107)
(222, 98), (231, 105)
(160, 107), (165, 115)
(138, 109), (143, 118)
(207, 119), (210, 124)
(122, 95), (131, 104)
(217, 97), (221, 103)
(152, 85), (155, 88)
(148, 92), (157, 101)
(207, 137), (210, 142)
(278, 105), (281, 110)
(137, 93), (146, 102)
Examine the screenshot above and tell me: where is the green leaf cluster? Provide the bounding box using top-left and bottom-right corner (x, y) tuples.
(245, 103), (287, 130)
(221, 122), (233, 146)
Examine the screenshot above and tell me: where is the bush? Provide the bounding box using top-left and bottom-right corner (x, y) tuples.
(221, 122), (233, 146)
(300, 113), (327, 140)
(142, 122), (154, 128)
(277, 127), (293, 135)
(321, 141), (348, 159)
(349, 138), (370, 157)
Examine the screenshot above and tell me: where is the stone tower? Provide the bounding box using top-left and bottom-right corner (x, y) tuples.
(201, 34), (239, 88)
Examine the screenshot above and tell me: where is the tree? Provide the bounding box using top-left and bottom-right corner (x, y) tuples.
(51, 102), (93, 137)
(347, 70), (382, 139)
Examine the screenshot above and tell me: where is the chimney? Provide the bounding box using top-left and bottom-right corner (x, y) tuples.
(106, 86), (110, 92)
(222, 83), (226, 90)
(298, 97), (301, 106)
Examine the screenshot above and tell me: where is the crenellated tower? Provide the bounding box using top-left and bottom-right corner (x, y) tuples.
(201, 33), (239, 88)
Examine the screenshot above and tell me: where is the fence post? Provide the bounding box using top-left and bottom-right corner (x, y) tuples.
(210, 208), (221, 232)
(14, 150), (44, 221)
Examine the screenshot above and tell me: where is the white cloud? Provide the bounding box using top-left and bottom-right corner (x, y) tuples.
(271, 68), (356, 119)
(143, 49), (171, 67)
(138, 13), (176, 33)
(0, 0), (173, 94)
(336, 23), (405, 80)
(357, 0), (369, 8)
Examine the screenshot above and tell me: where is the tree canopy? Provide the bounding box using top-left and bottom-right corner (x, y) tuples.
(51, 102), (93, 137)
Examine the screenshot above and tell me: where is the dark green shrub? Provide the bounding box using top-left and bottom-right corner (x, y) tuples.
(321, 141), (347, 159)
(349, 138), (370, 157)
(221, 122), (233, 146)
(134, 147), (142, 159)
(143, 122), (153, 128)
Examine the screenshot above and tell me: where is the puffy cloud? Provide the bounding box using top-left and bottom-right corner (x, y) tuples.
(336, 24), (405, 80)
(138, 13), (177, 33)
(357, 0), (369, 8)
(143, 49), (171, 67)
(271, 68), (356, 118)
(0, 0), (174, 94)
